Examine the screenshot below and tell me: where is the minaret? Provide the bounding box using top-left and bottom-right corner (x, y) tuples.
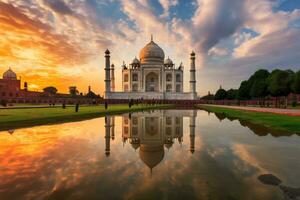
(110, 64), (115, 92)
(104, 116), (111, 157)
(24, 82), (28, 91)
(104, 49), (111, 99)
(189, 110), (196, 154)
(190, 51), (197, 99)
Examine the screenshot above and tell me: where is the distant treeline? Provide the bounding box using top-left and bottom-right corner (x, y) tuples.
(201, 69), (300, 101)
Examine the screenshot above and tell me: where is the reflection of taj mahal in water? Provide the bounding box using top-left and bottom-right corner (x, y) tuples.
(104, 36), (197, 100)
(104, 110), (197, 171)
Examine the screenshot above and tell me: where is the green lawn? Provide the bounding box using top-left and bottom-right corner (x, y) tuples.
(0, 104), (174, 130)
(198, 105), (300, 134)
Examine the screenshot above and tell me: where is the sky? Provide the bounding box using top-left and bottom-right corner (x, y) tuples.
(0, 0), (300, 96)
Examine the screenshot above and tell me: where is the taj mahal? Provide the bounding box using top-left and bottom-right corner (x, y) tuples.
(104, 36), (197, 100)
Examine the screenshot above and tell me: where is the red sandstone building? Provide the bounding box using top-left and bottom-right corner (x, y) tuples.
(0, 68), (99, 105)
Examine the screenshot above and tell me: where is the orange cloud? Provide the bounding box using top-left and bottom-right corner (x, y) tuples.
(0, 2), (90, 67)
(0, 2), (96, 93)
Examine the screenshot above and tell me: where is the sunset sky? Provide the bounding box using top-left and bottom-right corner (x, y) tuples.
(0, 0), (300, 96)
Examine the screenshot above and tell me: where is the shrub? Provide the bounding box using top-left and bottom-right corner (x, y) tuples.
(1, 99), (7, 107)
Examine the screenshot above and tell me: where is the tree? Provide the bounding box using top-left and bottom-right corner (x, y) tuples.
(201, 91), (215, 100)
(250, 79), (268, 98)
(267, 70), (294, 97)
(215, 88), (227, 100)
(226, 89), (238, 100)
(238, 81), (251, 99)
(249, 69), (270, 99)
(86, 91), (98, 98)
(1, 99), (7, 107)
(267, 69), (294, 107)
(43, 86), (57, 95)
(69, 86), (79, 96)
(201, 94), (215, 100)
(292, 70), (300, 94)
(248, 69), (270, 83)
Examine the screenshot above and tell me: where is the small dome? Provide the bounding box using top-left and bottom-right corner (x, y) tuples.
(132, 57), (140, 64)
(3, 68), (17, 80)
(139, 39), (165, 65)
(164, 57), (173, 65)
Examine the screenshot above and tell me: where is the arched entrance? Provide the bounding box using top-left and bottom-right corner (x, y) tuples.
(145, 72), (159, 92)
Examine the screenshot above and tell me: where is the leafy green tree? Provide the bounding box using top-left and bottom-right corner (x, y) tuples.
(249, 69), (270, 98)
(201, 94), (215, 100)
(69, 86), (79, 96)
(86, 91), (97, 98)
(43, 86), (57, 95)
(248, 69), (270, 83)
(215, 88), (227, 100)
(226, 89), (238, 100)
(292, 70), (300, 94)
(238, 69), (270, 100)
(1, 99), (7, 107)
(201, 91), (215, 100)
(238, 81), (251, 99)
(250, 79), (268, 98)
(267, 69), (294, 107)
(267, 69), (294, 97)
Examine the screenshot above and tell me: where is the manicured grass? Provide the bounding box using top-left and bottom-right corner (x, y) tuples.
(0, 104), (174, 130)
(198, 105), (300, 134)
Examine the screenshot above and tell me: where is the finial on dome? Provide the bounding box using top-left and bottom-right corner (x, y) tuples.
(151, 34), (153, 42)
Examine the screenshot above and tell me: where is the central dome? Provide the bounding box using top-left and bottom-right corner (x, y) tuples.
(139, 39), (165, 64)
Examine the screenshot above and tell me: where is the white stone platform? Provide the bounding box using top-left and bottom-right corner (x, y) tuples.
(106, 91), (196, 100)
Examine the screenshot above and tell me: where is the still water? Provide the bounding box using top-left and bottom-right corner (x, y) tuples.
(0, 109), (299, 200)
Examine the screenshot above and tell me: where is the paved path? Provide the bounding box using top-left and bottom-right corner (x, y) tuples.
(202, 105), (300, 117)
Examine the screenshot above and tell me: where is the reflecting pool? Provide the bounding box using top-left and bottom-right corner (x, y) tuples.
(0, 109), (299, 200)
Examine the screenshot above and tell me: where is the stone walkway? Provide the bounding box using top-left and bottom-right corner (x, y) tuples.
(203, 105), (300, 117)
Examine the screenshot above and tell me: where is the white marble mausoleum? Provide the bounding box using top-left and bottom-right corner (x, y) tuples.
(104, 37), (197, 100)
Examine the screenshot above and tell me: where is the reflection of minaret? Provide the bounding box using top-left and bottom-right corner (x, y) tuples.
(189, 110), (196, 154)
(104, 116), (111, 157)
(110, 116), (115, 140)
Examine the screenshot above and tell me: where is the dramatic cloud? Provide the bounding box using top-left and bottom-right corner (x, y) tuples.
(0, 2), (89, 67)
(159, 0), (178, 17)
(42, 0), (74, 15)
(192, 0), (246, 53)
